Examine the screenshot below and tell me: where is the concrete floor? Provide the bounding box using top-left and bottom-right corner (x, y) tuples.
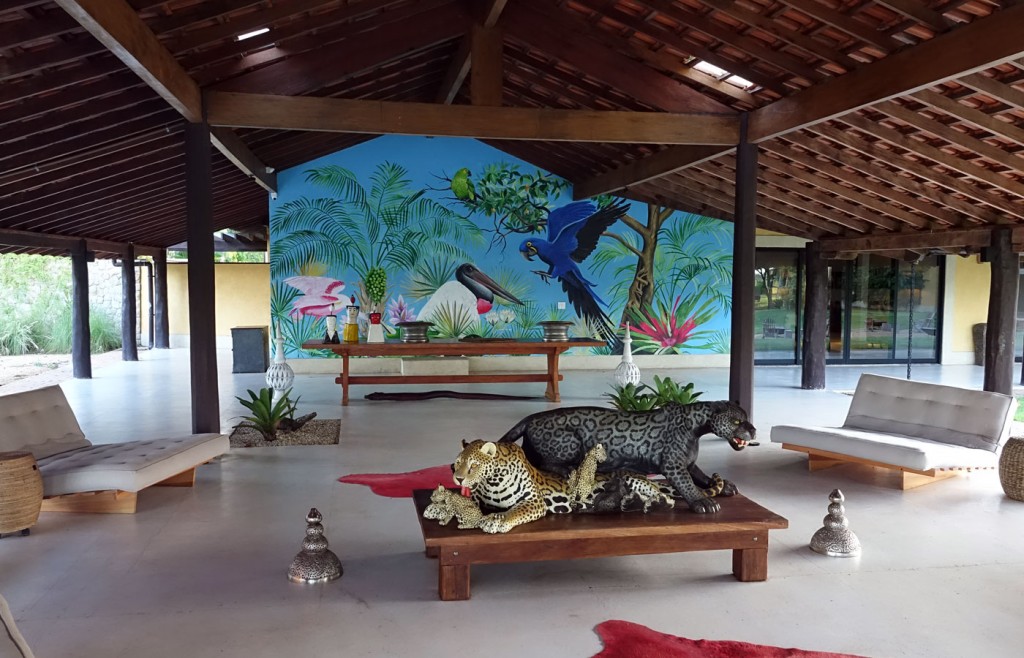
(2, 350), (1023, 657)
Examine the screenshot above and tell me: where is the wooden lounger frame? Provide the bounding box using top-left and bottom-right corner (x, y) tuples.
(40, 466), (198, 514)
(780, 444), (990, 490)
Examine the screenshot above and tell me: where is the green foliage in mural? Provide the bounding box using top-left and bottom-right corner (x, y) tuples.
(272, 162), (484, 280)
(270, 281), (335, 358)
(430, 301), (478, 339)
(439, 163), (569, 251)
(407, 256), (458, 300)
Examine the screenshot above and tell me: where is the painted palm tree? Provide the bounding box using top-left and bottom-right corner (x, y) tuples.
(271, 162), (483, 281)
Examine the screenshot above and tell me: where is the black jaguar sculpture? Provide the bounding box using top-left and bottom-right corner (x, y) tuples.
(498, 401), (757, 514)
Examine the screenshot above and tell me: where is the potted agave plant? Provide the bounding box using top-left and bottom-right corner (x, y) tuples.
(364, 266), (387, 343)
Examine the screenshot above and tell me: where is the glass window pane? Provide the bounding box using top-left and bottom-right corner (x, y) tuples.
(849, 254), (896, 360)
(895, 256), (941, 360)
(754, 250), (799, 362)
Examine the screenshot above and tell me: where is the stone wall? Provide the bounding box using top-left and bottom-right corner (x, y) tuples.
(88, 260), (122, 326)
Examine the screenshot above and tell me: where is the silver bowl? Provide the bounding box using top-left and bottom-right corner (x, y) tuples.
(396, 321), (433, 343)
(538, 321), (573, 342)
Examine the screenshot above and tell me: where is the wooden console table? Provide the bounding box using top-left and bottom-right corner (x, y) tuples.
(413, 489), (789, 600)
(302, 338), (603, 405)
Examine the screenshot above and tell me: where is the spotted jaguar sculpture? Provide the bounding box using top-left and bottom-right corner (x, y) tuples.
(498, 401), (756, 514)
(439, 440), (724, 534)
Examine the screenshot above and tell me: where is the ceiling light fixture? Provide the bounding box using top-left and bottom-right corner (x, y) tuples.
(236, 27), (269, 41)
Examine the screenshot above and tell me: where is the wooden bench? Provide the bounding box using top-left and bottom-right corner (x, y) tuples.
(413, 489), (789, 600)
(303, 338), (604, 405)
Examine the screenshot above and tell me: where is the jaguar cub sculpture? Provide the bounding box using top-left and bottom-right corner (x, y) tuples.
(422, 485), (485, 529)
(498, 401), (756, 514)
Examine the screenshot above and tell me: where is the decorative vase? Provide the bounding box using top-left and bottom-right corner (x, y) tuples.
(266, 323), (295, 403)
(366, 312), (385, 343)
(614, 322), (641, 386)
(287, 508), (343, 584)
(809, 489), (862, 557)
(324, 315), (340, 344)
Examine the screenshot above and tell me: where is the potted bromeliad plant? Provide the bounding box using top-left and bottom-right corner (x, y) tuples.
(235, 387), (316, 442)
(604, 376), (702, 412)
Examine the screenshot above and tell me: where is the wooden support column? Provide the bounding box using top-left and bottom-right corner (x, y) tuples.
(984, 228), (1018, 394)
(730, 114), (756, 416)
(470, 24), (502, 106)
(185, 120), (220, 434)
(70, 239), (92, 378)
(154, 249), (170, 349)
(121, 242), (138, 361)
(801, 242), (828, 390)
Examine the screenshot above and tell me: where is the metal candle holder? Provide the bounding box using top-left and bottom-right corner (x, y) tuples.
(288, 508), (343, 584)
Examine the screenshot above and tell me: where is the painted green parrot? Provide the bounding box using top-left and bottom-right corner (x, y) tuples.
(451, 167), (475, 201)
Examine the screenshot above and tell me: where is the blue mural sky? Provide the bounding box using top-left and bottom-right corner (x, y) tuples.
(269, 135), (734, 356)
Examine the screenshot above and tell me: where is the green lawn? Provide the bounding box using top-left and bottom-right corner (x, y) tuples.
(1016, 399), (1024, 422)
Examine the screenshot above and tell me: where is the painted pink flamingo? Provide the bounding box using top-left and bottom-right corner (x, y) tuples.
(284, 276), (346, 317)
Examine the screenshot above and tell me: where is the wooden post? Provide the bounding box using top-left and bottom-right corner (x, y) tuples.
(154, 249), (170, 349)
(730, 114), (756, 416)
(984, 228), (1018, 394)
(121, 242), (138, 361)
(70, 239), (92, 378)
(470, 24), (503, 106)
(801, 242), (828, 390)
(185, 120), (220, 434)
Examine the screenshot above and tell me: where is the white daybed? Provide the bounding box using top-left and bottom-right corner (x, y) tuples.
(770, 374), (1016, 489)
(0, 386), (228, 513)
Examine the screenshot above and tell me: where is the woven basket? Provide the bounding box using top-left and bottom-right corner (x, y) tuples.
(0, 451), (44, 534)
(999, 438), (1024, 502)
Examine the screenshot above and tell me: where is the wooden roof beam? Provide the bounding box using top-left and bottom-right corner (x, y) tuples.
(872, 0), (953, 33)
(0, 228), (161, 258)
(435, 0), (507, 104)
(572, 4), (1024, 197)
(572, 146), (730, 200)
(502, 3), (735, 114)
(750, 3), (1024, 142)
(54, 0), (277, 194)
(911, 89), (1024, 146)
(819, 228), (1023, 255)
(206, 92), (740, 144)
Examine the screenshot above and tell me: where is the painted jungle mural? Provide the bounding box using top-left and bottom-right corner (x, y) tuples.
(269, 136), (733, 358)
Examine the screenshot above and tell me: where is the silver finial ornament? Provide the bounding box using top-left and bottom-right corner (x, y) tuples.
(614, 322), (641, 386)
(809, 489), (862, 557)
(288, 508), (343, 583)
(265, 321), (295, 403)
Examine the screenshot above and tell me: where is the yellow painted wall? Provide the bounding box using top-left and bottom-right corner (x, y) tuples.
(950, 256), (990, 353)
(167, 263), (271, 336)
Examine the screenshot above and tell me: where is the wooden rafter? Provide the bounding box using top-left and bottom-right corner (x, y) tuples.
(574, 4), (1024, 197)
(572, 146), (730, 200)
(502, 2), (735, 114)
(436, 0), (507, 104)
(54, 0), (277, 193)
(206, 91), (740, 144)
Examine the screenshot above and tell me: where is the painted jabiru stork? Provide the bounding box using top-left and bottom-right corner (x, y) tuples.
(417, 263), (524, 326)
(283, 276), (346, 317)
(519, 199), (630, 345)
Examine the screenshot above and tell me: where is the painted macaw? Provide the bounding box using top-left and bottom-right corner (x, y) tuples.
(519, 199), (630, 344)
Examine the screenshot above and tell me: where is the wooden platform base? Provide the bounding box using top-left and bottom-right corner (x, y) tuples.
(783, 444), (969, 490)
(40, 466), (200, 514)
(42, 490), (138, 514)
(414, 489), (788, 601)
